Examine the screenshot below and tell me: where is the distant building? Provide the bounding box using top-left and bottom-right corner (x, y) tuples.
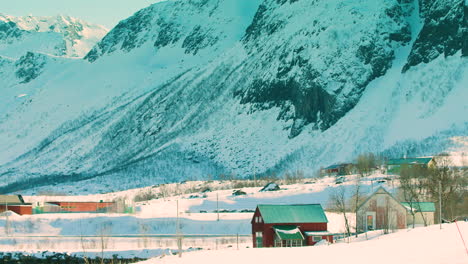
(0, 195), (32, 215)
(251, 204), (333, 248)
(356, 187), (435, 232)
(321, 163), (353, 176)
(386, 157), (435, 175)
(45, 201), (116, 213)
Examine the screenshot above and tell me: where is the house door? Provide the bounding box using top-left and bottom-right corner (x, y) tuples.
(366, 212), (376, 231)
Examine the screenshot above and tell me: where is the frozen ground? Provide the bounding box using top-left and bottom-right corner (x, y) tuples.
(0, 174), (390, 257)
(138, 222), (468, 264)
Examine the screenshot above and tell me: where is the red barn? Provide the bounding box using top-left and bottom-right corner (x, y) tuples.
(0, 195), (32, 215)
(47, 201), (115, 213)
(252, 204), (333, 248)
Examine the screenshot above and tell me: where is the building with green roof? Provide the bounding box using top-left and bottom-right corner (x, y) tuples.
(251, 204), (333, 248)
(386, 157), (435, 175)
(401, 202), (436, 212)
(401, 202), (436, 227)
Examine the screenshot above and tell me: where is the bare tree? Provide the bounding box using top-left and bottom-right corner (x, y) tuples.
(426, 154), (467, 222)
(356, 153), (376, 176)
(79, 219), (90, 264)
(329, 187), (351, 239)
(399, 165), (428, 227)
(352, 153), (376, 236)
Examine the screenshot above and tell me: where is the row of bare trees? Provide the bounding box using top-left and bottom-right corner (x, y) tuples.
(399, 154), (468, 223)
(330, 152), (467, 238)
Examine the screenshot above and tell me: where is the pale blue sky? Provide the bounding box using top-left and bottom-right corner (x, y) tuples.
(0, 0), (163, 29)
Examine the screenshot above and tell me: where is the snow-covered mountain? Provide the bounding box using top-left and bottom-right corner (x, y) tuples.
(0, 0), (466, 193)
(0, 14), (108, 58)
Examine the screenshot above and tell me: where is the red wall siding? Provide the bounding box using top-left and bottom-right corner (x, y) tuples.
(49, 202), (115, 212)
(0, 205), (32, 215)
(252, 208), (328, 248)
(260, 223), (328, 247)
(397, 211), (406, 229)
(251, 208), (264, 247)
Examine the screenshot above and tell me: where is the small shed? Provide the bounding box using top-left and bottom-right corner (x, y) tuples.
(321, 163), (352, 176)
(251, 204), (333, 248)
(401, 202), (436, 226)
(0, 195), (32, 215)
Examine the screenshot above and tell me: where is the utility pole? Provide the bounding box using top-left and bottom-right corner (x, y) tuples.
(176, 200), (179, 234)
(5, 201), (9, 236)
(439, 180), (442, 229)
(254, 168), (257, 187)
(216, 193), (219, 221)
(176, 200), (182, 257)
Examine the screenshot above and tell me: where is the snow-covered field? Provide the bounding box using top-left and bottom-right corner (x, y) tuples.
(0, 175), (390, 258)
(1, 174), (465, 264)
(138, 222), (468, 264)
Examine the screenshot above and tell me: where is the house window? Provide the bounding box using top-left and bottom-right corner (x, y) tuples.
(256, 232), (263, 248)
(291, 240), (303, 247)
(312, 236), (322, 242)
(366, 212), (376, 231)
(275, 239), (303, 247)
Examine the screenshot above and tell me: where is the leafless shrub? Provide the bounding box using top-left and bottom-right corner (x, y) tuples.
(133, 189), (159, 202)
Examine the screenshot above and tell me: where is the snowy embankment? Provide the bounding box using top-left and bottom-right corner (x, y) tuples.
(139, 222), (468, 264)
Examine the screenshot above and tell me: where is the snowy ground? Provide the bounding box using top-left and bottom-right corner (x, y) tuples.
(1, 174), (397, 259)
(138, 222), (468, 264)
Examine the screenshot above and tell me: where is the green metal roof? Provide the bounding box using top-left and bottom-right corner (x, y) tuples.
(273, 225), (304, 240)
(257, 204), (328, 224)
(401, 202), (436, 212)
(387, 158), (433, 166)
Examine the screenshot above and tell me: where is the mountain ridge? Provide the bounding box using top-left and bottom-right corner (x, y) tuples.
(0, 0), (466, 194)
(0, 14), (108, 58)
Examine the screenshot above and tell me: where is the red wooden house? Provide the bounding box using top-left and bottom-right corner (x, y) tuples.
(46, 201), (115, 213)
(251, 204), (333, 247)
(0, 195), (32, 215)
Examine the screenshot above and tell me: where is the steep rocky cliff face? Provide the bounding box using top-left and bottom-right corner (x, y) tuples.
(403, 0), (466, 71)
(0, 0), (466, 194)
(85, 0), (260, 62)
(236, 0), (411, 136)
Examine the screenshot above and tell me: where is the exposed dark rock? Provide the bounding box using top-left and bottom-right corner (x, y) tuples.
(154, 20), (181, 48)
(403, 0), (465, 71)
(244, 4), (285, 46)
(85, 9), (153, 62)
(182, 25), (219, 55)
(0, 21), (24, 41)
(232, 189), (247, 196)
(15, 52), (48, 83)
(239, 0), (408, 136)
(260, 182), (280, 192)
